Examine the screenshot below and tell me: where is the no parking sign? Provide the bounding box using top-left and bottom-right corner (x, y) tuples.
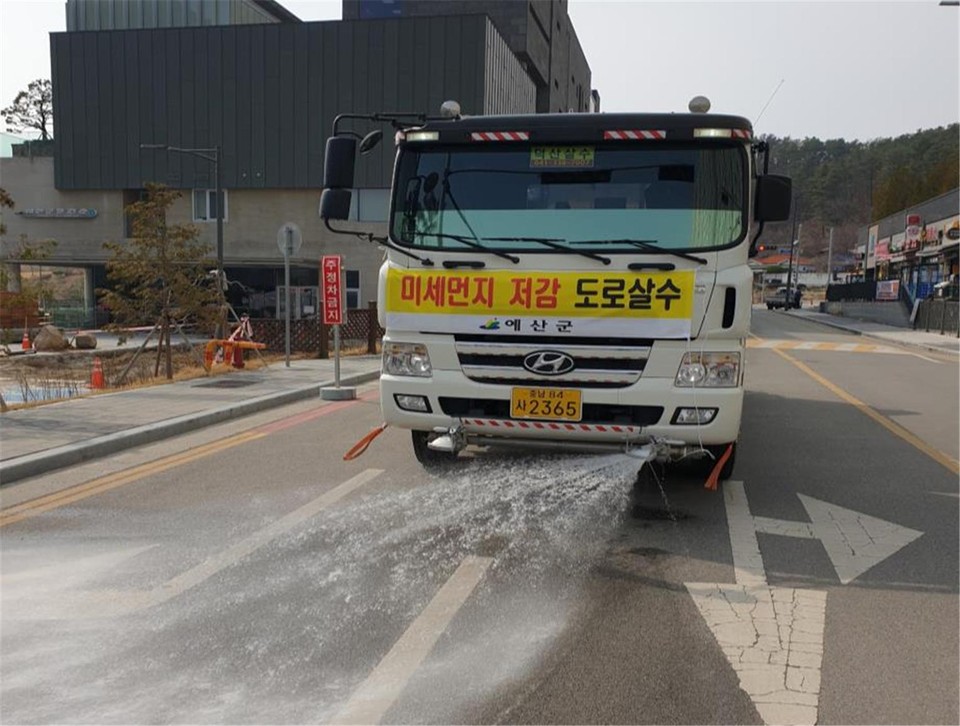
(322, 255), (343, 325)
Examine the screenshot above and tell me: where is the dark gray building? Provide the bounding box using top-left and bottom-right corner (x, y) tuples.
(343, 0), (592, 115)
(66, 0), (301, 31)
(50, 13), (538, 191)
(3, 0), (595, 325)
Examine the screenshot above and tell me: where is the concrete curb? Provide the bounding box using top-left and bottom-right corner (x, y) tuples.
(781, 310), (864, 336)
(0, 370), (381, 485)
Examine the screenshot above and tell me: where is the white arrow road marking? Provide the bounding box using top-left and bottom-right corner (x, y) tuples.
(3, 469), (384, 621)
(757, 498), (924, 584)
(797, 494), (923, 585)
(332, 555), (494, 725)
(686, 482), (825, 726)
(686, 583), (826, 726)
(687, 482), (926, 725)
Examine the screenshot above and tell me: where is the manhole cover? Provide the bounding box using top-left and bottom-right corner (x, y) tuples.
(192, 379), (259, 389)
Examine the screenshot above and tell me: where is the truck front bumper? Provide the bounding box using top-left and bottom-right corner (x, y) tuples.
(381, 370), (743, 453)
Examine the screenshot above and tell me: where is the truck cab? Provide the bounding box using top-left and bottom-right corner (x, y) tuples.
(321, 102), (791, 474)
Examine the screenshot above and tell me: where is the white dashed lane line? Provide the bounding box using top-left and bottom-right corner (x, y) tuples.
(332, 555), (494, 725)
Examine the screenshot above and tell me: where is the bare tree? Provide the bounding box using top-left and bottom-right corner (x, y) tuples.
(100, 184), (219, 379)
(2, 79), (53, 141)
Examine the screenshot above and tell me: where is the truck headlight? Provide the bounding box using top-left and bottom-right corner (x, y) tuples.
(383, 342), (432, 377)
(675, 352), (740, 387)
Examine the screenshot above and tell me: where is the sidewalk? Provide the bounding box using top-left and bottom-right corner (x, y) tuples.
(0, 356), (382, 485)
(783, 307), (960, 356)
(3, 310), (955, 486)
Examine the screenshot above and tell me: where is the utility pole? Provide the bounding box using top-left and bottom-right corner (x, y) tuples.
(826, 227), (834, 285)
(786, 198), (800, 306)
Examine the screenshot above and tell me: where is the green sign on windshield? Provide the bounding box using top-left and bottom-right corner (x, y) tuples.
(530, 146), (595, 169)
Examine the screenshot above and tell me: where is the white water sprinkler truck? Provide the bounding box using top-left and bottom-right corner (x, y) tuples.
(321, 98), (791, 479)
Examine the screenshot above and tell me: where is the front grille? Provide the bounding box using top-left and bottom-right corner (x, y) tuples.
(439, 397), (664, 426)
(454, 335), (651, 389)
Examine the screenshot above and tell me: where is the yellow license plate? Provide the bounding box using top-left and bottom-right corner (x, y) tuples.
(510, 387), (582, 422)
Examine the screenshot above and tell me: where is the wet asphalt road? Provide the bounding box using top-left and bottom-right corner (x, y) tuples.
(1, 310), (957, 725)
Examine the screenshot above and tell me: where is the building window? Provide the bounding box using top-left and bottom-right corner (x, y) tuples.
(346, 269), (361, 308)
(193, 189), (227, 222)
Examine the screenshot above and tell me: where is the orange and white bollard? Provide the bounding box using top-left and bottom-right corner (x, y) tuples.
(90, 356), (105, 389)
(21, 328), (31, 351)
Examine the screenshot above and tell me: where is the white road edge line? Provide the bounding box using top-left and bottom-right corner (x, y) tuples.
(332, 555), (494, 726)
(158, 468), (385, 602)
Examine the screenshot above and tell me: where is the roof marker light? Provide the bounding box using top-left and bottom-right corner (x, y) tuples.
(694, 128), (753, 139)
(694, 128), (733, 138)
(405, 131), (440, 142)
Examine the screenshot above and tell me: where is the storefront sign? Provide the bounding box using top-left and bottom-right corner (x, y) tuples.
(16, 207), (98, 219)
(876, 280), (900, 301)
(866, 225), (879, 270)
(875, 241), (890, 262)
(905, 213), (922, 250)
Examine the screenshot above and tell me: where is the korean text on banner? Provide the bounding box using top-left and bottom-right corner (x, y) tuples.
(384, 268), (696, 338)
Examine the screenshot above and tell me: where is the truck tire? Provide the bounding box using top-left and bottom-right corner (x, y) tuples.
(411, 430), (459, 470)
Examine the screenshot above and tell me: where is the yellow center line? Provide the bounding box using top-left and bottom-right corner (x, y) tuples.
(0, 431), (266, 527)
(771, 347), (960, 475)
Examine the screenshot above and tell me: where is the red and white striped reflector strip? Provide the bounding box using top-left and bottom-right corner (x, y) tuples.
(603, 130), (666, 140)
(463, 419), (641, 434)
(470, 131), (530, 142)
(731, 129), (752, 139)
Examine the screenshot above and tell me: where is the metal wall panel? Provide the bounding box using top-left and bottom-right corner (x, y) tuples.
(482, 18), (535, 115)
(53, 16), (498, 190)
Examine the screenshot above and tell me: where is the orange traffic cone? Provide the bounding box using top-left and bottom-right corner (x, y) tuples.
(90, 357), (105, 389)
(21, 327), (31, 350)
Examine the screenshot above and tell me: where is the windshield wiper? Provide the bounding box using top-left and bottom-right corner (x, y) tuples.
(574, 238), (707, 265)
(414, 232), (519, 264)
(484, 236), (611, 265)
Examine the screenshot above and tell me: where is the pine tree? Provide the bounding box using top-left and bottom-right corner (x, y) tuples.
(2, 79), (53, 140)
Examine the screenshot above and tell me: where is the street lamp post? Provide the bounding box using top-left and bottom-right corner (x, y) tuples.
(140, 143), (225, 337)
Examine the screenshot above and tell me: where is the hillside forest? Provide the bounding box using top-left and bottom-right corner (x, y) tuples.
(755, 123), (958, 270)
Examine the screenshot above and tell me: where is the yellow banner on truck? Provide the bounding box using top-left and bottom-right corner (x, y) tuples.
(384, 268), (695, 338)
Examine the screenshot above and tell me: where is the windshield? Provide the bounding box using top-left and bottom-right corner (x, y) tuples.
(391, 143), (747, 253)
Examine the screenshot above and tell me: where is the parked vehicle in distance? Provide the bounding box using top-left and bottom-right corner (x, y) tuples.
(765, 286), (802, 310)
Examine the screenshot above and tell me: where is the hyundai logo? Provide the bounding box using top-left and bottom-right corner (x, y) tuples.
(523, 350), (576, 376)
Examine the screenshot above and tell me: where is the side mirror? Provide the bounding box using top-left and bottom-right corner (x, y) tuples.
(359, 129), (383, 154)
(323, 136), (357, 189)
(755, 175), (792, 222)
(319, 188), (352, 222)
